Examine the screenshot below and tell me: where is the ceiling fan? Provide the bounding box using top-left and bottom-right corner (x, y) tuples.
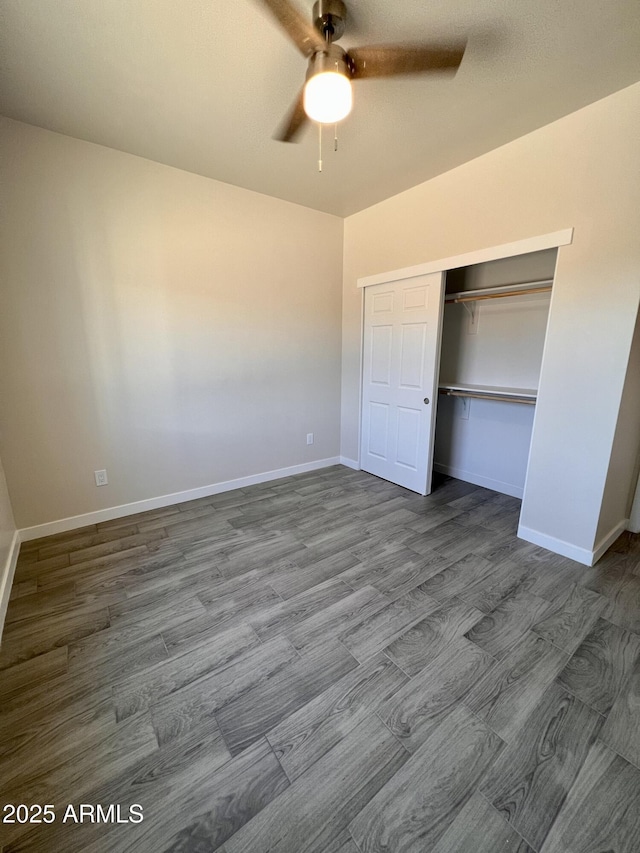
(255, 0), (467, 142)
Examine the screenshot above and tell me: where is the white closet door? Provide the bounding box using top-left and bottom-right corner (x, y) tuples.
(361, 273), (445, 495)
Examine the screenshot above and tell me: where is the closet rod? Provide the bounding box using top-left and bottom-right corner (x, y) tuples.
(445, 285), (552, 305)
(440, 389), (536, 405)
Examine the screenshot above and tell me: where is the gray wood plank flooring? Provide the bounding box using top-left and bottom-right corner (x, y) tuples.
(431, 791), (535, 853)
(380, 635), (495, 752)
(556, 616), (640, 715)
(480, 681), (603, 850)
(349, 703), (504, 852)
(267, 653), (408, 782)
(2, 466), (640, 852)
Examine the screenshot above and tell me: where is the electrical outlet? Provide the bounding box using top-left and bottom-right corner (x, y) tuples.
(306, 433), (314, 445)
(94, 469), (108, 487)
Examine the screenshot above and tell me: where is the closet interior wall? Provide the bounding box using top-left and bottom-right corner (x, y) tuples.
(433, 249), (557, 499)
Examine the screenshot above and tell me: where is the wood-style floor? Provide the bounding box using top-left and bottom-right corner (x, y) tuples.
(1, 466), (640, 852)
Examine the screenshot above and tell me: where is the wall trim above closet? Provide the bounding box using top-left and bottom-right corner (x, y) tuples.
(356, 229), (574, 289)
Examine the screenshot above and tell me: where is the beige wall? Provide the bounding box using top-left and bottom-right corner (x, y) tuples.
(0, 451), (17, 570)
(0, 118), (344, 528)
(0, 449), (18, 632)
(342, 82), (640, 556)
(630, 475), (640, 534)
(597, 308), (640, 542)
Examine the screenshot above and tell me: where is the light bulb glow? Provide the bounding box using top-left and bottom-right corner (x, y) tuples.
(304, 71), (352, 124)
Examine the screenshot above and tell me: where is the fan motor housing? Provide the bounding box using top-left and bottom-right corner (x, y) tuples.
(306, 42), (351, 80)
(313, 0), (347, 42)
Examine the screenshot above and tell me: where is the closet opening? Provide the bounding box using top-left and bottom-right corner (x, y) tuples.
(433, 248), (557, 501)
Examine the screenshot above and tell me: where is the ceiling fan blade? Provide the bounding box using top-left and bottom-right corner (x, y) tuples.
(254, 0), (325, 57)
(348, 42), (466, 79)
(274, 88), (309, 142)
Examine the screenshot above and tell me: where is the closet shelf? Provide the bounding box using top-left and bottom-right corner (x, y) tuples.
(445, 279), (553, 304)
(438, 382), (537, 405)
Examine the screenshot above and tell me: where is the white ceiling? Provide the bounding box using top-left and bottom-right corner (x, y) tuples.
(1, 0), (639, 216)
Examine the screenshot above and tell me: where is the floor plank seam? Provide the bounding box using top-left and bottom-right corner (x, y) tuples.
(477, 788), (542, 853)
(158, 632), (170, 658)
(245, 621), (266, 646)
(347, 827), (366, 853)
(380, 648), (414, 682)
(264, 580), (286, 603)
(264, 731), (296, 786)
(595, 734), (640, 774)
(529, 628), (576, 656)
(459, 700), (509, 748)
(460, 633), (503, 664)
(598, 611), (640, 638)
(336, 635), (362, 665)
(373, 708), (414, 758)
(550, 675), (618, 721)
(337, 573), (359, 592)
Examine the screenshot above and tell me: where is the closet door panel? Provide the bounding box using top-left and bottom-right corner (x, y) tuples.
(370, 325), (393, 386)
(361, 273), (445, 495)
(367, 402), (391, 460)
(395, 406), (421, 471)
(399, 324), (427, 389)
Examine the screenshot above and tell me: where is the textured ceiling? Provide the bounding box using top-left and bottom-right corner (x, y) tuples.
(1, 0), (639, 216)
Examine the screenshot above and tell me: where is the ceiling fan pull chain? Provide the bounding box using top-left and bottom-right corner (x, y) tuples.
(318, 123), (323, 172)
(334, 124), (338, 152)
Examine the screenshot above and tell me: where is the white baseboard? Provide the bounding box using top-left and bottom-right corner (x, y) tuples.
(339, 456), (360, 471)
(0, 530), (21, 641)
(517, 524), (593, 565)
(592, 518), (630, 564)
(19, 457), (341, 542)
(518, 517), (629, 567)
(433, 463), (523, 499)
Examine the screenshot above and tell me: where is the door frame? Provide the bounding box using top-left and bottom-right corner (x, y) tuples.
(354, 229), (574, 471)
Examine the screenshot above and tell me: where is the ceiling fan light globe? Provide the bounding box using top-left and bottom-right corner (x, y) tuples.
(303, 71), (352, 124)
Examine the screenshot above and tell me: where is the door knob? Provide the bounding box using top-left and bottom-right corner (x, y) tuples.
(424, 398), (430, 405)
